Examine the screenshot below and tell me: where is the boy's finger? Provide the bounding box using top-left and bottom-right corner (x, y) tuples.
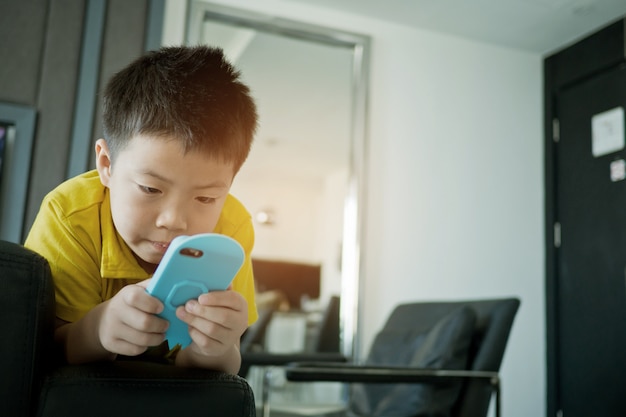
(124, 284), (164, 314)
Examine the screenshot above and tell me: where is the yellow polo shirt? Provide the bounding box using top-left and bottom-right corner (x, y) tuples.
(25, 170), (258, 326)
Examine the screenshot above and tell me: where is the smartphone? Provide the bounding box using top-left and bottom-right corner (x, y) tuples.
(146, 233), (245, 348)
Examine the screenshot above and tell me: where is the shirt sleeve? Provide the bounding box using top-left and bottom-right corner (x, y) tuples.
(24, 195), (104, 323)
(228, 216), (258, 327)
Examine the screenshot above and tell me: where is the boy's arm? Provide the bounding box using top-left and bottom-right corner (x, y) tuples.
(175, 338), (242, 374)
(55, 304), (117, 363)
(55, 281), (169, 364)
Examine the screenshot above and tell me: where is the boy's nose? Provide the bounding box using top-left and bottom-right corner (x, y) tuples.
(155, 205), (187, 231)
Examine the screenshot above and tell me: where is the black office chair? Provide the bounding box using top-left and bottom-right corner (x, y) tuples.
(266, 298), (520, 417)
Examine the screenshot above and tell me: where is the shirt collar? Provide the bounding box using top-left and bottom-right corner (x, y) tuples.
(99, 191), (151, 280)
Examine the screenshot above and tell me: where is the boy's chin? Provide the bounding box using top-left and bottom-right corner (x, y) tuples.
(132, 248), (162, 273)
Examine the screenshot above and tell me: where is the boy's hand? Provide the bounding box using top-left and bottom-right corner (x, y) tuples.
(175, 288), (248, 364)
(98, 280), (169, 356)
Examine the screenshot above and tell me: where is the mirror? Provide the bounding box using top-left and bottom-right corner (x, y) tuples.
(186, 2), (369, 359)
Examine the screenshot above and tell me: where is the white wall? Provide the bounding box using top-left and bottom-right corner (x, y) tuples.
(230, 176), (323, 263)
(164, 1), (545, 417)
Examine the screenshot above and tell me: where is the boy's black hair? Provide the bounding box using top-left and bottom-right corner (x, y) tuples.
(102, 45), (258, 172)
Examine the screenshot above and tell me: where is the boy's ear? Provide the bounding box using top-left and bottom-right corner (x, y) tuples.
(95, 138), (112, 186)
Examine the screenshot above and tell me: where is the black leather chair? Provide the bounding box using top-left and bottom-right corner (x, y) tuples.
(265, 298), (520, 417)
(0, 239), (256, 417)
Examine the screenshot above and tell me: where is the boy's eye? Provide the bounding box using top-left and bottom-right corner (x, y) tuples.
(197, 196), (216, 204)
(139, 185), (161, 194)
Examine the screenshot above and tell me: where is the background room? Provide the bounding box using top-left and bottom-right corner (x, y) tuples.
(163, 1), (545, 415)
(3, 0), (626, 416)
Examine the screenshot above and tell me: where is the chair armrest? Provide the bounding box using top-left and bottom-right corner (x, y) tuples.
(281, 364), (503, 417)
(243, 352), (348, 367)
(239, 352), (348, 377)
(284, 362), (499, 386)
(38, 361), (256, 417)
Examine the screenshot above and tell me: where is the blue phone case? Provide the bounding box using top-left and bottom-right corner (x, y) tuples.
(145, 233), (245, 349)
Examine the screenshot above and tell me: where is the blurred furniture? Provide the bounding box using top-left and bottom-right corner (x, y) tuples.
(252, 258), (321, 309)
(241, 289), (290, 356)
(240, 295), (344, 378)
(241, 295), (346, 416)
(265, 298), (520, 417)
(0, 239), (256, 417)
(309, 295), (341, 353)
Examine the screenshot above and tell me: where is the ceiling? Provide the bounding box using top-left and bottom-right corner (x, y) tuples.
(195, 1), (626, 188)
(287, 0), (626, 55)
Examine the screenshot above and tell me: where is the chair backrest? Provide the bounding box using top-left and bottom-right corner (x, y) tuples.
(240, 307), (275, 354)
(452, 298), (520, 417)
(381, 298), (519, 417)
(311, 295), (341, 353)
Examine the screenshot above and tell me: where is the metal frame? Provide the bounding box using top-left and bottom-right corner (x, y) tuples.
(66, 0), (106, 179)
(261, 365), (502, 417)
(185, 0), (370, 361)
(66, 0), (166, 179)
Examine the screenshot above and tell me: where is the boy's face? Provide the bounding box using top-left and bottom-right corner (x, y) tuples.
(95, 134), (235, 272)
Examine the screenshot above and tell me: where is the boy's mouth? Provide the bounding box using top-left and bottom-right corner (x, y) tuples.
(151, 241), (170, 252)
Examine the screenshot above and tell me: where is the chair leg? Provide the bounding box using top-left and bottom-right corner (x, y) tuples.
(492, 376), (501, 417)
(262, 367), (273, 417)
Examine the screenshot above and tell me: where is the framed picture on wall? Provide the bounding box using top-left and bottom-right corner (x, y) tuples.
(0, 103), (37, 243)
(0, 123), (7, 185)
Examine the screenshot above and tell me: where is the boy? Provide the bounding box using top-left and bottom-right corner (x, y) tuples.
(24, 45), (258, 374)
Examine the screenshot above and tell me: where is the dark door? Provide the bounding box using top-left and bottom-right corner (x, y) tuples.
(554, 64), (626, 415)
